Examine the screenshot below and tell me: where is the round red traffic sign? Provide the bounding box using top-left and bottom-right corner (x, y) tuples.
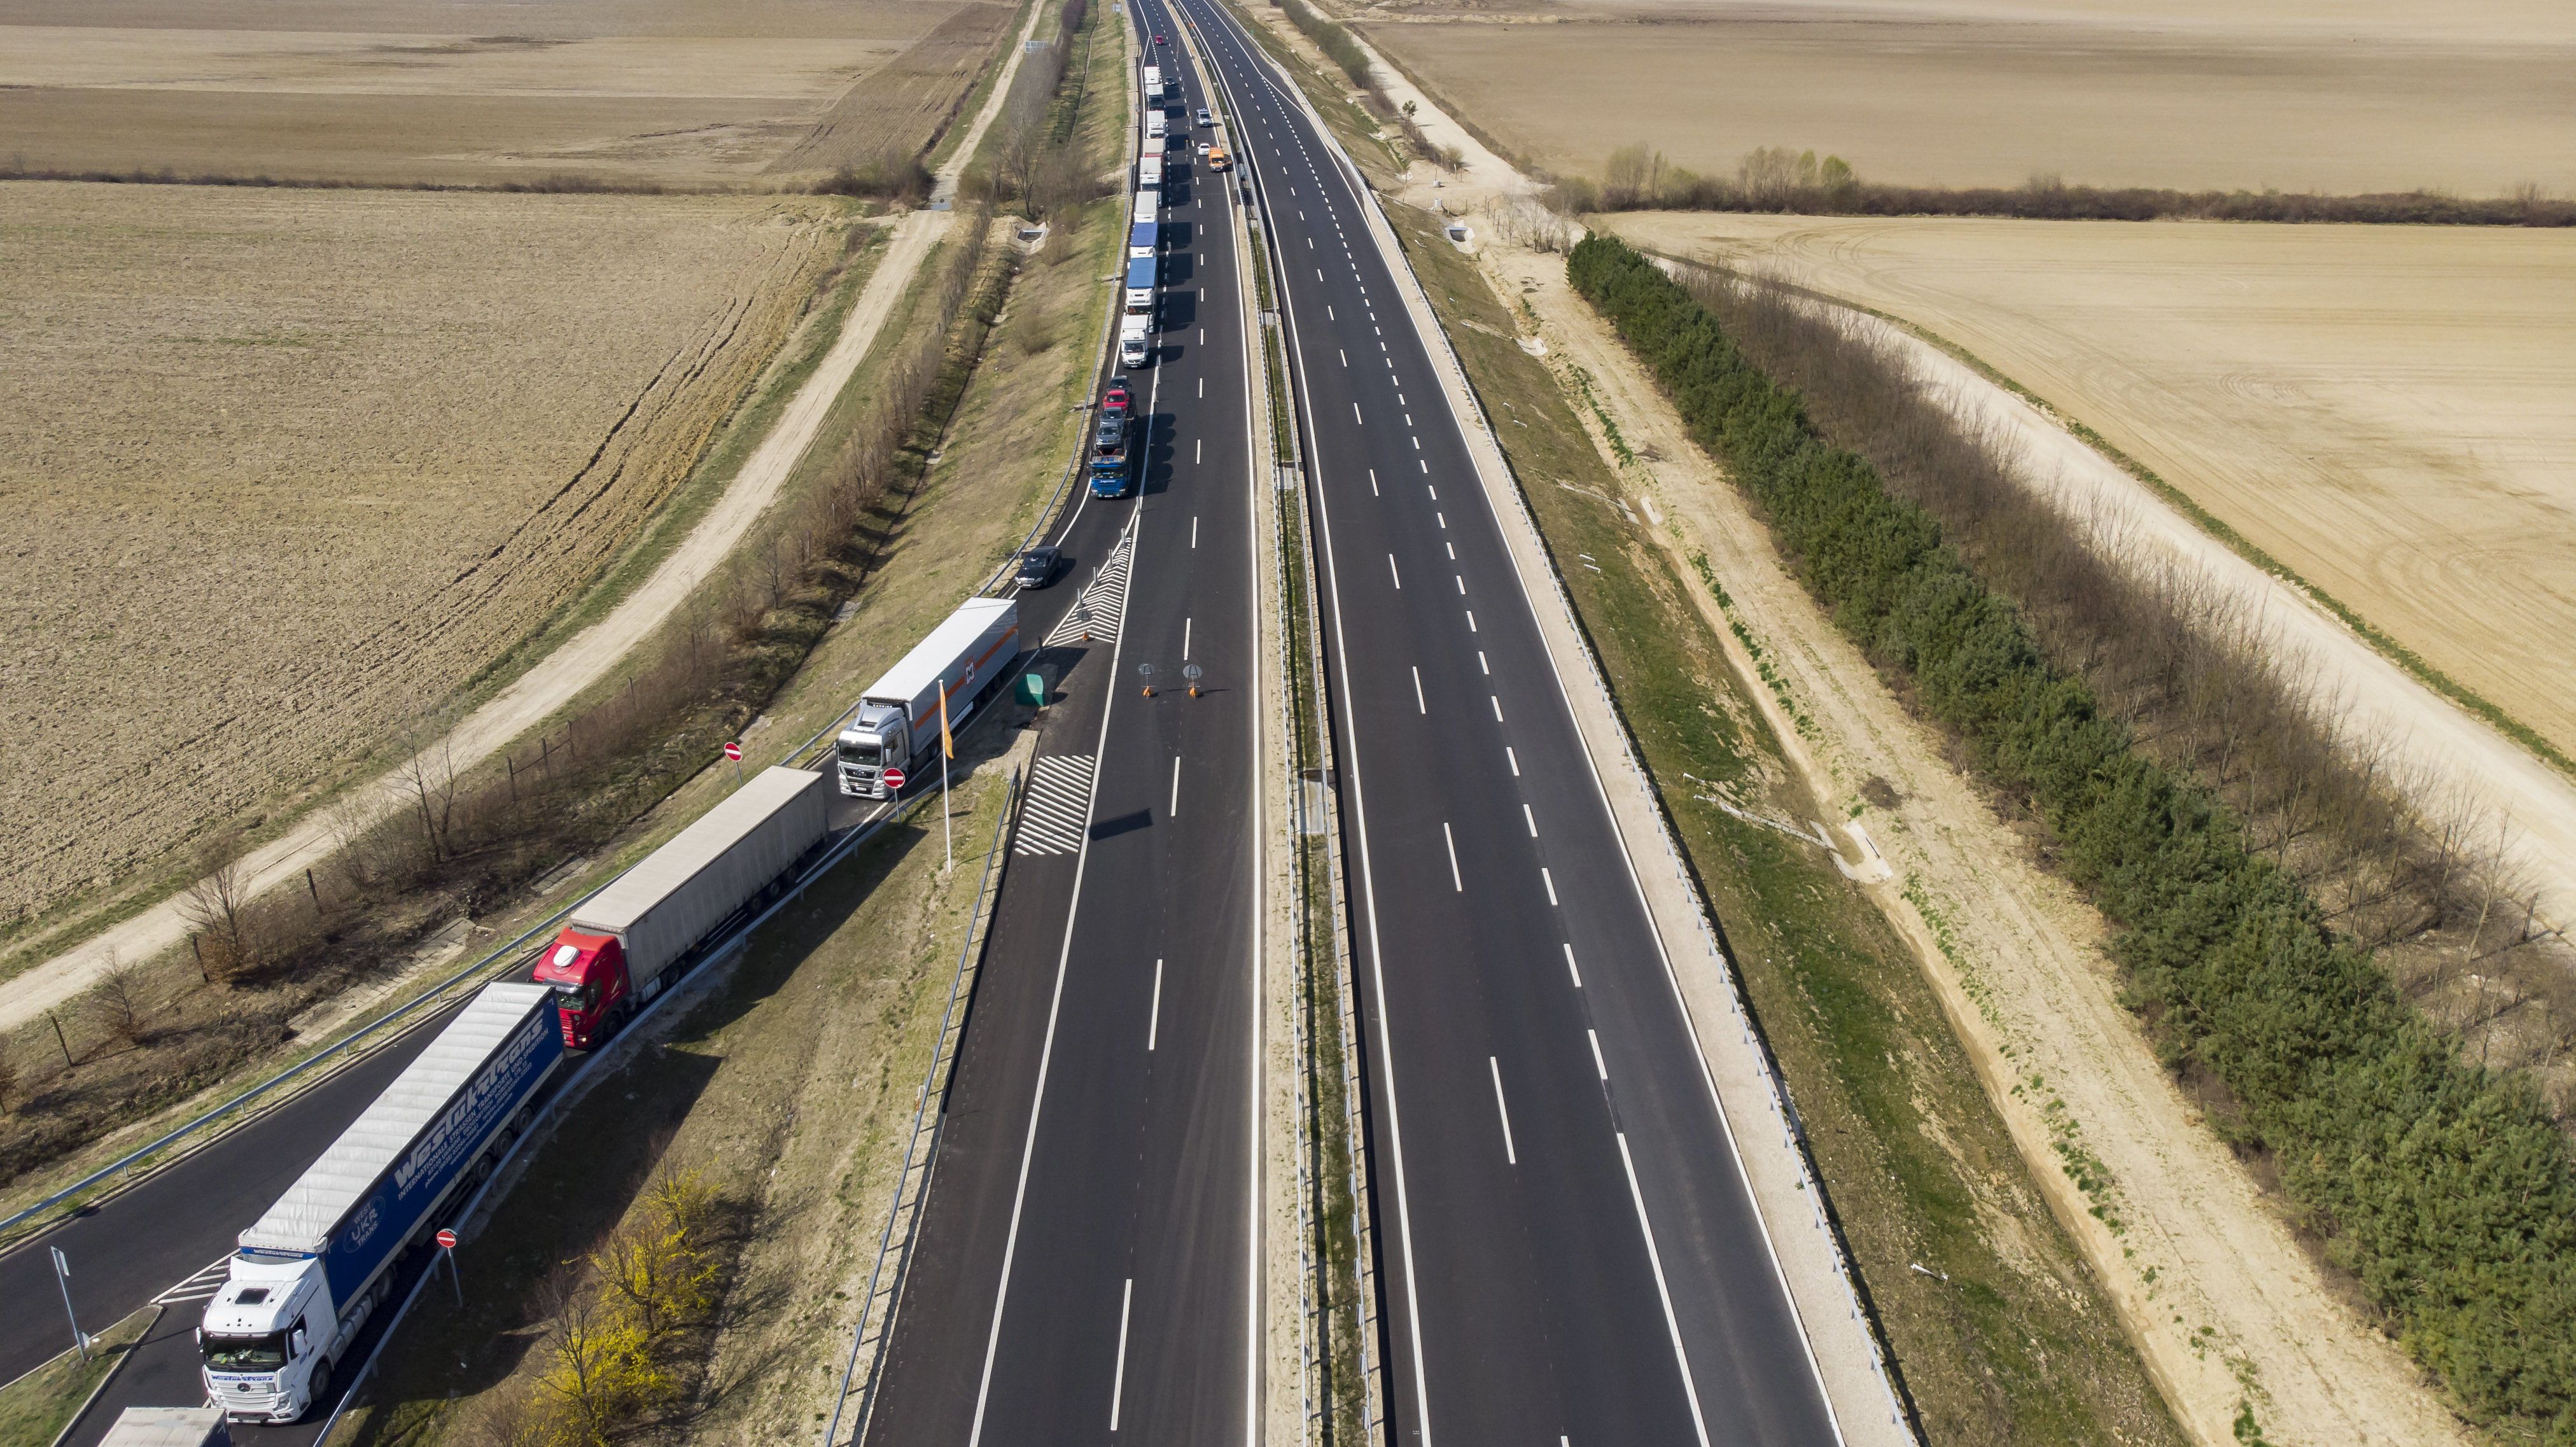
(435, 1229), (458, 1249)
(881, 767), (907, 792)
(722, 741), (743, 761)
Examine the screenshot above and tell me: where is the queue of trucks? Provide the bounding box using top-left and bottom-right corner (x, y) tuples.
(176, 24), (1201, 1437)
(189, 587), (1030, 1424)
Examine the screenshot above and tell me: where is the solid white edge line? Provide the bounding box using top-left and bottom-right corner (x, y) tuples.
(1253, 52), (1439, 1434)
(1619, 1132), (1713, 1443)
(964, 499), (1149, 1447)
(1490, 1056), (1517, 1166)
(1278, 18), (1847, 1434)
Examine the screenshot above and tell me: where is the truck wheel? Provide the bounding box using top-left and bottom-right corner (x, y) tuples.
(305, 1360), (335, 1418)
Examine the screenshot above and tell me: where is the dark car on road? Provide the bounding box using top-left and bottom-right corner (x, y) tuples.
(1015, 545), (1061, 589)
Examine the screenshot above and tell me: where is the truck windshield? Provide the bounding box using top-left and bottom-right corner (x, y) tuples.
(838, 739), (882, 765)
(202, 1331), (288, 1370)
(550, 979), (599, 1012)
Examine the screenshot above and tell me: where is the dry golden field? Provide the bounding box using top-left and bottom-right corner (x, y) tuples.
(0, 181), (851, 923)
(1351, 0), (2576, 194)
(1606, 210), (2576, 763)
(0, 0), (1012, 186)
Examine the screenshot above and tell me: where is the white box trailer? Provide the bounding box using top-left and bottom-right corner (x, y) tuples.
(1132, 190), (1156, 225)
(836, 598), (1021, 800)
(101, 1407), (230, 1447)
(1142, 64), (1162, 99)
(538, 765), (829, 1045)
(1139, 153), (1163, 189)
(1119, 314), (1151, 367)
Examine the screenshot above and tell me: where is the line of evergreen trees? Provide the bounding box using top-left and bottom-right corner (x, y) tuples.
(1567, 232), (2576, 1439)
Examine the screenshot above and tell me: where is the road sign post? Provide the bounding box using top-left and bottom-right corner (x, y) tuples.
(437, 1228), (462, 1308)
(50, 1247), (89, 1360)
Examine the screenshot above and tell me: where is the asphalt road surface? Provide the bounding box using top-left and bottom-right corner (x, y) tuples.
(1168, 2), (1844, 1443)
(857, 20), (1266, 1447)
(7, 781), (900, 1444)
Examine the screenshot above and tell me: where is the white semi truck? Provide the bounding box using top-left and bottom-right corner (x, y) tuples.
(835, 598), (1021, 800)
(1142, 64), (1163, 100)
(1139, 153), (1164, 190)
(200, 983), (566, 1423)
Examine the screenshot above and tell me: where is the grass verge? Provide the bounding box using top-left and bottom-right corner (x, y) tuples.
(1382, 201), (2187, 1444)
(0, 1306), (157, 1447)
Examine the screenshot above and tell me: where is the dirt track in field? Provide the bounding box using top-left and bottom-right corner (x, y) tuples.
(1343, 30), (2492, 1443)
(0, 183), (844, 930)
(1607, 211), (2576, 774)
(0, 0), (1051, 1037)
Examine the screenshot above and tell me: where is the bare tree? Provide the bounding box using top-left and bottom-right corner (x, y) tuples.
(87, 956), (154, 1049)
(398, 717), (462, 863)
(183, 831), (256, 979)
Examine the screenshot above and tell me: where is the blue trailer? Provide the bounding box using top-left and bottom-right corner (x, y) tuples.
(1123, 255), (1158, 316)
(200, 983), (564, 1423)
(1128, 221), (1159, 260)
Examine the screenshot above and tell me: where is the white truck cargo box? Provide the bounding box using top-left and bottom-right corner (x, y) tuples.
(567, 767), (828, 986)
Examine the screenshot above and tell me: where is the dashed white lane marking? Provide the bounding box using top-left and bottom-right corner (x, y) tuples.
(1444, 822), (1463, 892)
(1589, 1029), (1609, 1081)
(1388, 554), (1403, 589)
(1109, 1277), (1135, 1430)
(1354, 402), (1364, 424)
(1466, 610), (1477, 632)
(1149, 959), (1165, 1051)
(1412, 666), (1427, 713)
(1490, 694), (1503, 720)
(1507, 745), (1519, 776)
(1564, 942), (1582, 987)
(1478, 650), (1488, 675)
(1170, 754), (1182, 817)
(1490, 1057), (1518, 1166)
(1523, 804), (1537, 837)
(1014, 753), (1099, 856)
(1542, 867), (1559, 905)
(1044, 531), (1135, 647)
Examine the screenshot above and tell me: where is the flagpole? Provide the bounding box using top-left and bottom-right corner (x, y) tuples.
(939, 684), (955, 872)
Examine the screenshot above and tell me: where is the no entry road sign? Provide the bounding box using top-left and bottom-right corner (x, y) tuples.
(881, 767), (907, 792)
(435, 1229), (458, 1249)
(722, 741), (743, 762)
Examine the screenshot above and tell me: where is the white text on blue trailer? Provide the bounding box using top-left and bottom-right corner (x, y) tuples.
(200, 984), (565, 1423)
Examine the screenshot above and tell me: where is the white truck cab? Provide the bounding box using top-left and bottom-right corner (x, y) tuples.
(200, 1255), (359, 1424)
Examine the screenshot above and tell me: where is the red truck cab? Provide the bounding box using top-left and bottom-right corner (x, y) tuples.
(531, 929), (628, 1048)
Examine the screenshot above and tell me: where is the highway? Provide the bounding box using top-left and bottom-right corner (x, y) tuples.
(1166, 1), (1844, 1442)
(854, 14), (1266, 1447)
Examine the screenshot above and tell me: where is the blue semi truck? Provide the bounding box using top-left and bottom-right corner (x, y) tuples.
(199, 982), (565, 1423)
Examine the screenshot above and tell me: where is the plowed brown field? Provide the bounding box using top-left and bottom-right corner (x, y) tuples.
(0, 181), (849, 925)
(0, 0), (998, 186)
(1604, 211), (2576, 767)
(1352, 0), (2576, 194)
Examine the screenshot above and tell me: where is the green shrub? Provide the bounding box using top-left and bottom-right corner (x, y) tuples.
(1567, 232), (2576, 1440)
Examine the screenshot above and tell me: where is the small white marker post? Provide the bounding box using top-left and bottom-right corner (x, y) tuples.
(436, 1229), (463, 1308)
(50, 1247), (90, 1361)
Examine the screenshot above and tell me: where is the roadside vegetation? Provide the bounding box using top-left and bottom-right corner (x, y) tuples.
(1568, 232), (2576, 1439)
(1379, 202), (2185, 1444)
(338, 7), (1124, 1437)
(1550, 144), (2576, 226)
(335, 757), (1016, 1447)
(0, 1306), (155, 1447)
(1254, 0), (1456, 175)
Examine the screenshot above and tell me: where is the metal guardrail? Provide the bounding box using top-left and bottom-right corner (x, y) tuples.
(1184, 3), (1387, 1439)
(1257, 24), (1918, 1437)
(819, 760), (1022, 1447)
(0, 894), (599, 1251)
(307, 775), (953, 1447)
